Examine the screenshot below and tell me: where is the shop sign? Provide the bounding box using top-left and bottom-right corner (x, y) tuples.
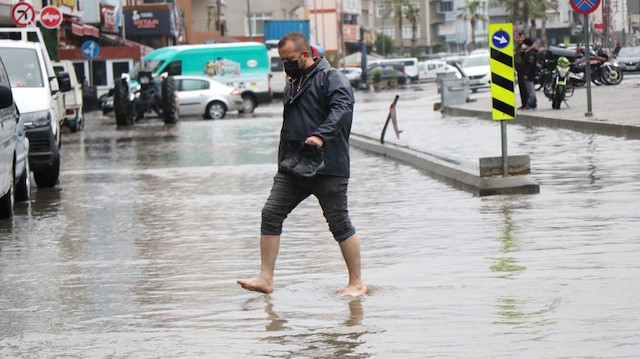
(101, 4), (118, 34)
(124, 9), (172, 36)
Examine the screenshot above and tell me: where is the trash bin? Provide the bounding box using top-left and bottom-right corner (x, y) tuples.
(436, 71), (458, 95)
(440, 77), (470, 107)
(82, 85), (99, 112)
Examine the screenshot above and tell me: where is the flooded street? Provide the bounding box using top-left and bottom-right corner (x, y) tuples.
(1, 87), (639, 358)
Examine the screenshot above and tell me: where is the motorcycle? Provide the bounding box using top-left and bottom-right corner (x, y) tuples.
(548, 56), (573, 110)
(572, 47), (623, 86)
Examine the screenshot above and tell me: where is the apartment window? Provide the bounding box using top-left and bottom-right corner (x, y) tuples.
(376, 4), (393, 18)
(91, 60), (107, 86)
(379, 27), (394, 38)
(402, 26), (420, 39)
(246, 13), (272, 36)
(439, 1), (453, 12)
(112, 61), (130, 81)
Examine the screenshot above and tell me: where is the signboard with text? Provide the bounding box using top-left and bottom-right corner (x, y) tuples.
(124, 9), (173, 36)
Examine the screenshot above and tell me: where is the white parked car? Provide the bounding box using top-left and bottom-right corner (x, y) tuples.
(418, 60), (446, 82)
(174, 76), (243, 119)
(460, 54), (491, 92)
(339, 67), (363, 86)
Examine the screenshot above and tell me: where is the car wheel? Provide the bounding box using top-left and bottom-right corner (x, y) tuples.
(239, 94), (256, 114)
(14, 159), (30, 202)
(33, 148), (60, 188)
(0, 165), (14, 219)
(205, 101), (227, 119)
(161, 76), (179, 124)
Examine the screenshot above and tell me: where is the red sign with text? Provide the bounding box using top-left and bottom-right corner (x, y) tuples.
(40, 6), (63, 29)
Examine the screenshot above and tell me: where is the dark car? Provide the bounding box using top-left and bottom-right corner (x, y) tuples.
(615, 46), (640, 72)
(366, 63), (408, 85)
(0, 57), (30, 218)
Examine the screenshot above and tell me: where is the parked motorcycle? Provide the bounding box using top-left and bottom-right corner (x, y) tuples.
(572, 47), (623, 86)
(549, 56), (572, 109)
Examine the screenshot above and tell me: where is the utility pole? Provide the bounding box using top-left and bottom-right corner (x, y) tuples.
(216, 0), (222, 35)
(341, 0), (346, 69)
(314, 0), (319, 44)
(247, 0), (253, 41)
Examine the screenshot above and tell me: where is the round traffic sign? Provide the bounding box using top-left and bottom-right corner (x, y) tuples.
(81, 40), (100, 59)
(491, 29), (510, 49)
(570, 0), (601, 15)
(11, 2), (36, 27)
(40, 6), (63, 29)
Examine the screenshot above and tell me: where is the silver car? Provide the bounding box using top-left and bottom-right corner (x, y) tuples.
(174, 76), (243, 119)
(616, 46), (640, 72)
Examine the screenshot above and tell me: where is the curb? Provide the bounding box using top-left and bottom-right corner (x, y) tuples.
(350, 134), (540, 197)
(443, 105), (640, 139)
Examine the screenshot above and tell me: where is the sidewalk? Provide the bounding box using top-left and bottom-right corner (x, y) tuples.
(443, 78), (640, 139)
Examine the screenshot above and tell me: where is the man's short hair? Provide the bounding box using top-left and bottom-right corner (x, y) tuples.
(523, 38), (534, 46)
(278, 32), (311, 54)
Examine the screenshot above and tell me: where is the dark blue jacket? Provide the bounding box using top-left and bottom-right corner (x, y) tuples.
(280, 57), (355, 177)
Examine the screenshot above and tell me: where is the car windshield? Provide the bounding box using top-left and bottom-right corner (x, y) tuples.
(129, 60), (165, 79)
(462, 56), (489, 68)
(618, 47), (640, 57)
(1, 48), (44, 88)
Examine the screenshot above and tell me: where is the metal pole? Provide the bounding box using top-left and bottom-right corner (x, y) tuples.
(314, 0), (319, 44)
(322, 0), (325, 48)
(501, 121), (508, 177)
(585, 14), (593, 116)
(341, 0), (346, 69)
(247, 0), (253, 41)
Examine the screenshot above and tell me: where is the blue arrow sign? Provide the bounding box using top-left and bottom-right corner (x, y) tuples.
(491, 29), (510, 49)
(81, 40), (100, 59)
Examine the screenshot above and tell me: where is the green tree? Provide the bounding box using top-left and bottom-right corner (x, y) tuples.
(457, 0), (487, 50)
(376, 33), (394, 55)
(404, 4), (420, 57)
(392, 0), (409, 55)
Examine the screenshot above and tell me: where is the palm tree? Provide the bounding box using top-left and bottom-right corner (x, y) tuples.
(404, 4), (420, 57)
(457, 0), (488, 50)
(530, 0), (559, 47)
(392, 0), (409, 55)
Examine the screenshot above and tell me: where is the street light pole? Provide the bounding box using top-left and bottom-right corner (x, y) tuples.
(341, 0), (346, 69)
(247, 0), (253, 41)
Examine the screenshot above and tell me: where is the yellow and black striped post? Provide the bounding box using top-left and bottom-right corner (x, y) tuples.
(489, 23), (516, 120)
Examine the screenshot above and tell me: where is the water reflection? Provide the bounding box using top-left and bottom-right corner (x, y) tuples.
(260, 297), (369, 359)
(489, 200), (526, 279)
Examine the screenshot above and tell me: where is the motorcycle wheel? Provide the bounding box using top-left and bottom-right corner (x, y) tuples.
(161, 77), (179, 124)
(114, 78), (134, 126)
(552, 85), (565, 110)
(543, 82), (554, 99)
(602, 67), (623, 85)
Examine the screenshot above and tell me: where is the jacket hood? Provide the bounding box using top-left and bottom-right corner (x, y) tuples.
(307, 57), (331, 77)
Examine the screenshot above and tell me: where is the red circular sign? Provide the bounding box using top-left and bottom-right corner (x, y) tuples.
(11, 2), (36, 27)
(570, 0), (601, 15)
(40, 6), (63, 29)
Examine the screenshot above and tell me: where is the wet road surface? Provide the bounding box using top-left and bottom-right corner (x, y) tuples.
(1, 88), (639, 358)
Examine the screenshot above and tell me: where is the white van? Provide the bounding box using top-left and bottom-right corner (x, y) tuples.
(53, 60), (84, 132)
(368, 57), (419, 83)
(418, 60), (447, 82)
(269, 49), (287, 97)
(0, 27), (71, 188)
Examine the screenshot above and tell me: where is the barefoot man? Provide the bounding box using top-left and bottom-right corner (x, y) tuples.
(237, 32), (367, 296)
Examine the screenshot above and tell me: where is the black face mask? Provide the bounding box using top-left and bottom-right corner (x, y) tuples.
(284, 55), (305, 79)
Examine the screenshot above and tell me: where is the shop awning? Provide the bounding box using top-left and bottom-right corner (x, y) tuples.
(65, 17), (99, 38)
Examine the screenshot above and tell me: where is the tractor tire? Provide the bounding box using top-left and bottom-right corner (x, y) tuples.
(161, 77), (179, 124)
(114, 78), (133, 126)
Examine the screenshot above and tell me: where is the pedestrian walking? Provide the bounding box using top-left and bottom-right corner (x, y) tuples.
(521, 38), (538, 110)
(514, 31), (528, 109)
(237, 32), (368, 297)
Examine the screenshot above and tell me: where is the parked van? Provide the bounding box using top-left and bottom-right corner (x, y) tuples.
(130, 42), (272, 113)
(53, 60), (84, 132)
(418, 60), (446, 82)
(368, 57), (419, 82)
(0, 27), (71, 188)
(269, 48), (287, 96)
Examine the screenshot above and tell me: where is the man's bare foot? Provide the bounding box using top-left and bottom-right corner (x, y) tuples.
(337, 284), (368, 297)
(237, 278), (274, 294)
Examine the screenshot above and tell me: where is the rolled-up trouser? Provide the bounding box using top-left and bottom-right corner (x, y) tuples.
(261, 171), (356, 242)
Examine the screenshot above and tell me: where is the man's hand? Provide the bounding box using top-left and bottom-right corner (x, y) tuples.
(305, 135), (324, 148)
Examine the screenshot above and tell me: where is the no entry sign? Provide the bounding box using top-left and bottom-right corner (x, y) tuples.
(11, 2), (36, 27)
(40, 6), (63, 29)
(570, 0), (601, 14)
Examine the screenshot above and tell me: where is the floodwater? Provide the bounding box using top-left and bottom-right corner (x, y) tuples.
(1, 87), (639, 358)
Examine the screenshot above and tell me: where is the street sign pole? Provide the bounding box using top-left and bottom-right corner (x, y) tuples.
(584, 14), (593, 117)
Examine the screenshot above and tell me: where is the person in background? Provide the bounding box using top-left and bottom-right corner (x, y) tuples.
(514, 31), (528, 110)
(521, 38), (538, 110)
